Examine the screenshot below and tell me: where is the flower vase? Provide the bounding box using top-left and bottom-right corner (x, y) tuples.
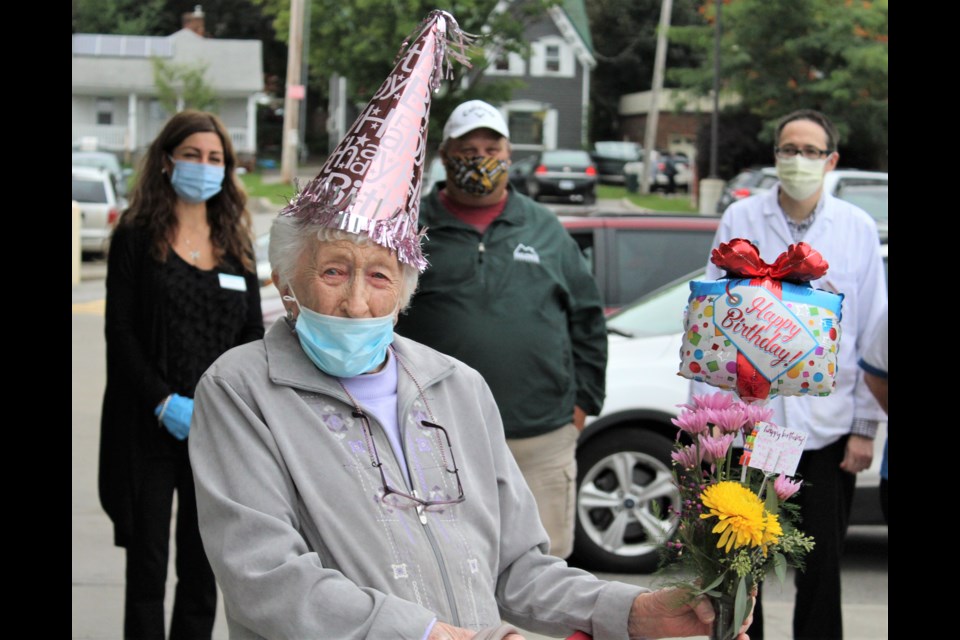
(710, 594), (736, 640)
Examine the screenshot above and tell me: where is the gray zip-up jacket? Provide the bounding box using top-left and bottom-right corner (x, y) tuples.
(190, 320), (645, 640)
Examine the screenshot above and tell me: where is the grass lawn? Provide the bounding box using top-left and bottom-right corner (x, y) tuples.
(238, 170), (299, 206)
(597, 185), (699, 214)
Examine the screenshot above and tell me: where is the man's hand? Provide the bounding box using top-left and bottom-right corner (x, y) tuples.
(573, 405), (587, 431)
(627, 589), (753, 640)
(840, 434), (874, 473)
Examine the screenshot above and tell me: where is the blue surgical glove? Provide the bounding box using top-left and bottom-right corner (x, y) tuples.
(154, 393), (194, 441)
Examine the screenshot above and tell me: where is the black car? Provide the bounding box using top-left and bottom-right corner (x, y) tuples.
(510, 149), (598, 204)
(589, 141), (643, 185)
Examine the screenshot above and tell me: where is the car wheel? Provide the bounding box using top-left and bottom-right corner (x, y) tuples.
(582, 189), (597, 205)
(570, 426), (679, 573)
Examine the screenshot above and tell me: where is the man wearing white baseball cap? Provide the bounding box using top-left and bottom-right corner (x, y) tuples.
(396, 99), (608, 561)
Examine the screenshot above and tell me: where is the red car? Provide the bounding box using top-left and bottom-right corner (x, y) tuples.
(560, 214), (721, 314)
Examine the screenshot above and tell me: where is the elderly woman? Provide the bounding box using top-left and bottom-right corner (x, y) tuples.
(189, 10), (751, 640)
(189, 218), (753, 640)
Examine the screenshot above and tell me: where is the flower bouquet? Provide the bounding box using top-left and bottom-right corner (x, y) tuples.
(663, 392), (815, 640)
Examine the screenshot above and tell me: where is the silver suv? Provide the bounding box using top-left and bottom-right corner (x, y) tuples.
(72, 165), (125, 256)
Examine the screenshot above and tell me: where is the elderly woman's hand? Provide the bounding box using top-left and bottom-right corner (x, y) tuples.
(627, 588), (755, 640)
(428, 621), (526, 640)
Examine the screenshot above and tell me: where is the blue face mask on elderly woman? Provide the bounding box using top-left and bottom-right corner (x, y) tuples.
(284, 290), (396, 378)
(169, 157), (225, 203)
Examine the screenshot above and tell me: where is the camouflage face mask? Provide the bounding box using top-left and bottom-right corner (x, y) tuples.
(445, 155), (510, 197)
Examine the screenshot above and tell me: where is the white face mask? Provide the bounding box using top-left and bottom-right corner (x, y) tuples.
(776, 155), (827, 201)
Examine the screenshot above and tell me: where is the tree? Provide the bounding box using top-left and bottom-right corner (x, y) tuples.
(72, 0), (168, 34)
(152, 58), (219, 113)
(584, 0), (707, 143)
(253, 0), (560, 153)
(670, 0), (888, 170)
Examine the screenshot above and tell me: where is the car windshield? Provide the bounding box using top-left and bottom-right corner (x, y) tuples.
(836, 184), (888, 224)
(73, 153), (121, 174)
(728, 171), (758, 189)
(543, 150), (592, 166)
(606, 271), (700, 338)
(593, 142), (641, 161)
(73, 178), (108, 203)
(757, 175), (779, 190)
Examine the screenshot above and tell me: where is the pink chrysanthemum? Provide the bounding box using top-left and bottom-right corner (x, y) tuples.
(671, 445), (702, 469)
(773, 474), (803, 501)
(685, 392), (737, 412)
(671, 410), (711, 436)
(706, 405), (751, 434)
(744, 403), (775, 425)
(700, 433), (735, 463)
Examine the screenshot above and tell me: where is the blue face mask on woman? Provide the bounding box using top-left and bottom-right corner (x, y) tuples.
(285, 290), (396, 378)
(169, 157), (225, 203)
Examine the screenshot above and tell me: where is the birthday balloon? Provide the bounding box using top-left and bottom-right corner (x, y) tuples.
(678, 239), (843, 401)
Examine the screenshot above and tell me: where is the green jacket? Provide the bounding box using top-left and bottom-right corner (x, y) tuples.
(395, 185), (607, 438)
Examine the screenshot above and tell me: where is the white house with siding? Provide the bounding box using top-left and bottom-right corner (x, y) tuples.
(72, 14), (263, 162)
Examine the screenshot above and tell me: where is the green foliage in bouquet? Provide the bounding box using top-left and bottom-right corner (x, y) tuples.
(659, 392), (815, 640)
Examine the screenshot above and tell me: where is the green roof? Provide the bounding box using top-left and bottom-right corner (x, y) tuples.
(562, 0), (593, 55)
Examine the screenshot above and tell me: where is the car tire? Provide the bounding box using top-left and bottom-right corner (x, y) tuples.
(582, 190), (597, 205)
(570, 426), (679, 573)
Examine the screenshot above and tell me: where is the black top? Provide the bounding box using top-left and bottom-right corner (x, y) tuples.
(98, 221), (264, 546)
(163, 250), (257, 395)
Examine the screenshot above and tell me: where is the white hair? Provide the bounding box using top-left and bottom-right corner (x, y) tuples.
(268, 215), (420, 312)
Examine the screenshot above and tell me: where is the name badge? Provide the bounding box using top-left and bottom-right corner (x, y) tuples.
(218, 273), (247, 292)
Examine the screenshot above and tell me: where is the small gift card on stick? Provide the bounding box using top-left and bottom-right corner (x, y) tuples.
(747, 421), (808, 476)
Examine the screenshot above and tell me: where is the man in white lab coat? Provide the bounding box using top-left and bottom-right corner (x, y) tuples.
(700, 109), (887, 640)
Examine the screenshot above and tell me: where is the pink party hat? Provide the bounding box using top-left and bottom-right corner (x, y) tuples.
(279, 10), (475, 271)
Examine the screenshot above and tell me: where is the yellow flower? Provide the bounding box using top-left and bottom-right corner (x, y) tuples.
(700, 481), (782, 555)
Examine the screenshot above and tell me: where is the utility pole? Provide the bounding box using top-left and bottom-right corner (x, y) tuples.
(698, 0), (725, 214)
(280, 0), (305, 185)
(640, 0), (673, 195)
(709, 0), (721, 179)
(298, 0), (311, 165)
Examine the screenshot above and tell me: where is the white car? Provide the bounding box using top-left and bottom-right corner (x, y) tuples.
(72, 165), (126, 256)
(570, 246), (888, 573)
(72, 150), (133, 197)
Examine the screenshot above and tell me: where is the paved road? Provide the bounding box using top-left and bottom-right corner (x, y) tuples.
(72, 201), (887, 638)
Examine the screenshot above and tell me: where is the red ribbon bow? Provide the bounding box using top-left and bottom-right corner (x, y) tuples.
(710, 238), (829, 283)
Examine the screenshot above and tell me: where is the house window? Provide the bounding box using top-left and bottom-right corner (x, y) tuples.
(507, 111), (544, 146)
(149, 99), (168, 121)
(544, 44), (561, 72)
(530, 37), (574, 77)
(485, 48), (525, 76)
(96, 97), (114, 125)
